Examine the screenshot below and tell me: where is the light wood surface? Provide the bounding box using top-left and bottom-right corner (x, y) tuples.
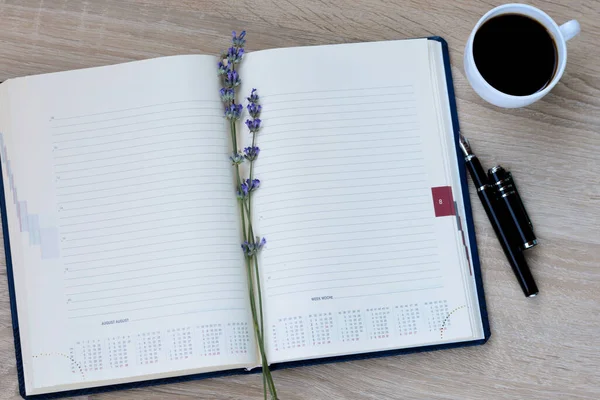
(1, 1), (599, 399)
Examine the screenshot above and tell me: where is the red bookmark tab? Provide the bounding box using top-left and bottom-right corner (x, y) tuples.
(431, 186), (455, 217)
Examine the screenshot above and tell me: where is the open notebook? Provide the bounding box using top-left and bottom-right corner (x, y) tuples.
(0, 37), (489, 399)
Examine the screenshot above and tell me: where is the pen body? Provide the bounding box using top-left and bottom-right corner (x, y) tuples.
(477, 185), (539, 297)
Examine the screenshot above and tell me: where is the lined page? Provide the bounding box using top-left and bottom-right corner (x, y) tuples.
(1, 56), (256, 396)
(241, 39), (478, 363)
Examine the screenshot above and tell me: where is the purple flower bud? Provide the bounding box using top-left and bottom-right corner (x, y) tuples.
(245, 118), (261, 133)
(229, 151), (245, 165)
(224, 103), (243, 120)
(237, 182), (249, 200)
(217, 61), (229, 76)
(227, 47), (244, 64)
(258, 237), (266, 248)
(220, 88), (235, 104)
(232, 30), (247, 48)
(241, 236), (266, 257)
(247, 88), (259, 103)
(243, 178), (260, 192)
(243, 146), (260, 161)
(223, 70), (240, 88)
(247, 103), (262, 118)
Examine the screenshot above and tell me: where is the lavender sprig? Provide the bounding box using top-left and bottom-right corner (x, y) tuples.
(218, 32), (277, 400)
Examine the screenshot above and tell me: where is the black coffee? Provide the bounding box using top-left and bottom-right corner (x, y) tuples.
(473, 14), (557, 96)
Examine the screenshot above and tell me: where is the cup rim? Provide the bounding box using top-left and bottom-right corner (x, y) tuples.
(466, 3), (568, 101)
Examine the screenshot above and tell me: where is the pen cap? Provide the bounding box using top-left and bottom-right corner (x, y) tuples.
(488, 166), (538, 250)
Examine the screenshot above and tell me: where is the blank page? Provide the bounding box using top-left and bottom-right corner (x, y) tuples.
(241, 39), (483, 363)
(0, 56), (256, 395)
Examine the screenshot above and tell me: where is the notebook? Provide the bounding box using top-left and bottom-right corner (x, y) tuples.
(0, 37), (490, 399)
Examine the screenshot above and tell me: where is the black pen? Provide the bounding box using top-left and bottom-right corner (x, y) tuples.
(459, 134), (538, 298)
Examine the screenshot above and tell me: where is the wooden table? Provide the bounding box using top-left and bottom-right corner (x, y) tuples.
(0, 1), (598, 399)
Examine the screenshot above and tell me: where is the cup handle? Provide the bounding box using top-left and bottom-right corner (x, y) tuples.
(560, 20), (581, 41)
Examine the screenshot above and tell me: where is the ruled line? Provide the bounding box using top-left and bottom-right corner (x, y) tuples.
(59, 207), (233, 228)
(261, 204), (430, 222)
(53, 145), (224, 167)
(134, 307), (246, 322)
(52, 124), (222, 144)
(57, 169), (229, 189)
(254, 142), (422, 160)
(51, 99), (221, 121)
(260, 183), (428, 201)
(63, 235), (237, 258)
(52, 115), (223, 136)
(263, 196), (426, 214)
(54, 150), (221, 173)
(264, 116), (418, 129)
(53, 138), (224, 159)
(58, 159), (220, 181)
(270, 262), (439, 281)
(68, 288), (246, 311)
(267, 253), (439, 274)
(257, 158), (425, 172)
(57, 177), (228, 197)
(66, 249), (240, 271)
(66, 277), (243, 296)
(335, 286), (443, 299)
(63, 227), (235, 251)
(268, 239), (436, 259)
(263, 172), (425, 190)
(266, 98), (415, 113)
(52, 107), (223, 129)
(70, 285), (244, 303)
(264, 247), (439, 273)
(260, 131), (421, 146)
(268, 268), (440, 290)
(66, 262), (238, 280)
(63, 243), (235, 264)
(263, 107), (417, 121)
(60, 197), (232, 220)
(63, 222), (233, 243)
(259, 84), (413, 98)
(59, 184), (230, 205)
(270, 232), (435, 252)
(65, 271), (241, 289)
(69, 297), (245, 319)
(268, 276), (443, 297)
(265, 223), (433, 242)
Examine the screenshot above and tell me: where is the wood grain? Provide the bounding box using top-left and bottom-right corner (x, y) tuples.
(1, 1), (599, 399)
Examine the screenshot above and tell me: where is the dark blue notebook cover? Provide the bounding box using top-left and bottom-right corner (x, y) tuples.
(0, 36), (490, 399)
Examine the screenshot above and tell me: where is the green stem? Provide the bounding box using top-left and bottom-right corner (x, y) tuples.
(248, 133), (257, 219)
(245, 256), (277, 397)
(253, 254), (268, 394)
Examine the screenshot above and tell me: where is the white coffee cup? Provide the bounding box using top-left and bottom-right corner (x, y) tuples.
(464, 3), (580, 108)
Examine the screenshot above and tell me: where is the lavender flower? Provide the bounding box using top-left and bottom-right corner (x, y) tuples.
(241, 237), (266, 257)
(247, 103), (262, 118)
(227, 46), (244, 64)
(247, 88), (259, 103)
(237, 183), (249, 200)
(229, 151), (245, 165)
(217, 61), (229, 76)
(245, 178), (260, 191)
(245, 118), (261, 133)
(220, 88), (235, 104)
(244, 146), (260, 161)
(224, 103), (243, 120)
(223, 70), (240, 88)
(232, 30), (247, 48)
